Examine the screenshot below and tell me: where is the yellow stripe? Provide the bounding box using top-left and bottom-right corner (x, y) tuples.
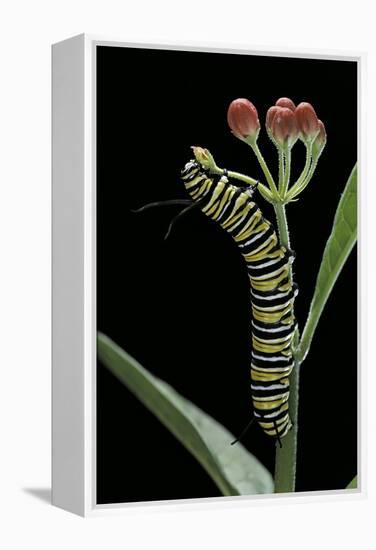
(253, 333), (293, 344)
(252, 299), (293, 313)
(235, 221), (270, 243)
(221, 196), (249, 229)
(252, 339), (291, 353)
(259, 417), (289, 430)
(234, 214), (265, 242)
(185, 175), (206, 189)
(252, 304), (292, 323)
(253, 397), (288, 410)
(190, 187), (203, 200)
(190, 178), (212, 199)
(202, 181), (226, 213)
(244, 235), (278, 261)
(222, 203), (254, 231)
(211, 187), (235, 220)
(251, 371), (291, 383)
(264, 420), (292, 436)
(253, 391), (289, 402)
(251, 264), (289, 282)
(251, 364), (294, 376)
(250, 269), (290, 292)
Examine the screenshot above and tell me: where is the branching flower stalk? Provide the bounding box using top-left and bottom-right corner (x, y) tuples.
(198, 96), (326, 493)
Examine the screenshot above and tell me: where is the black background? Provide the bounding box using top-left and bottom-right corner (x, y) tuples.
(96, 46), (357, 504)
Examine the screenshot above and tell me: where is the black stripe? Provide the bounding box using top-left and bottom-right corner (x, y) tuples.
(204, 181), (229, 217)
(228, 202), (260, 236)
(250, 275), (291, 292)
(251, 286), (297, 309)
(251, 355), (295, 369)
(247, 254), (289, 277)
(251, 387), (290, 398)
(251, 282), (298, 301)
(252, 323), (295, 341)
(238, 225), (275, 256)
(193, 180), (216, 207)
(255, 403), (289, 422)
(217, 187), (245, 223)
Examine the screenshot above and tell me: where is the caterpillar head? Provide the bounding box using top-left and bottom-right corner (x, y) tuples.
(181, 159), (207, 181)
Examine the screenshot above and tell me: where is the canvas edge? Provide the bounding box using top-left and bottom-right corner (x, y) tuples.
(52, 33), (86, 516)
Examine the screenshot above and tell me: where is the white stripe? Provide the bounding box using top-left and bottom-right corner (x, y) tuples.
(226, 207), (250, 232)
(251, 383), (288, 391)
(233, 209), (261, 236)
(253, 333), (293, 344)
(251, 264), (287, 281)
(252, 321), (294, 333)
(245, 234), (275, 256)
(211, 188), (234, 220)
(251, 289), (291, 301)
(202, 182), (225, 212)
(252, 299), (292, 313)
(216, 196), (233, 222)
(239, 229), (267, 248)
(247, 257), (282, 269)
(198, 183), (212, 198)
(252, 353), (292, 362)
(254, 409), (287, 419)
(225, 195), (249, 222)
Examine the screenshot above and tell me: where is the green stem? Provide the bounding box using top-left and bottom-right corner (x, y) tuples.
(272, 201), (300, 493)
(227, 170), (258, 187)
(252, 143), (280, 197)
(273, 202), (290, 249)
(211, 166), (258, 187)
(288, 156), (318, 199)
(274, 362), (300, 492)
(286, 143), (312, 200)
(257, 183), (274, 203)
(280, 148), (291, 199)
(211, 166), (274, 202)
(278, 149), (285, 192)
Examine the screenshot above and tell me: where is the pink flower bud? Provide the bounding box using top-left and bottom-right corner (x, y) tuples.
(227, 98), (260, 142)
(312, 120), (327, 158)
(295, 102), (320, 141)
(275, 97), (296, 111)
(266, 106), (280, 131)
(269, 107), (298, 148)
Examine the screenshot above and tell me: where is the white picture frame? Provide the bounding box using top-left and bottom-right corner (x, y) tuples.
(52, 34), (364, 517)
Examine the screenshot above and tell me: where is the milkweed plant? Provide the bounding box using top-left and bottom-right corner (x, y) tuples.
(98, 96), (357, 496)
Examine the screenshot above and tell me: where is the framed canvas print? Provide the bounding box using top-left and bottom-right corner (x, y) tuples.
(52, 34), (361, 516)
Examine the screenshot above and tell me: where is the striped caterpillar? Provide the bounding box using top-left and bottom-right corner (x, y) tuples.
(135, 158), (298, 444)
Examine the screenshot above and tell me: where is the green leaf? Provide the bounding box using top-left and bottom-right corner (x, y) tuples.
(297, 164), (357, 362)
(98, 332), (274, 497)
(347, 475), (358, 489)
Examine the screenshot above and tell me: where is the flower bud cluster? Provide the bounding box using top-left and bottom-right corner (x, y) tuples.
(266, 98), (325, 150)
(227, 96), (326, 154)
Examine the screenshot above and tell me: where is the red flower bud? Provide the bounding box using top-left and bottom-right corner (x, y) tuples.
(266, 106), (280, 131)
(312, 119), (327, 158)
(295, 102), (320, 141)
(275, 97), (296, 111)
(269, 107), (298, 148)
(227, 98), (260, 142)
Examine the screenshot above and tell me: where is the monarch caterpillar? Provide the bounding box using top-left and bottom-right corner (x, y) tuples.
(135, 158), (298, 445)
